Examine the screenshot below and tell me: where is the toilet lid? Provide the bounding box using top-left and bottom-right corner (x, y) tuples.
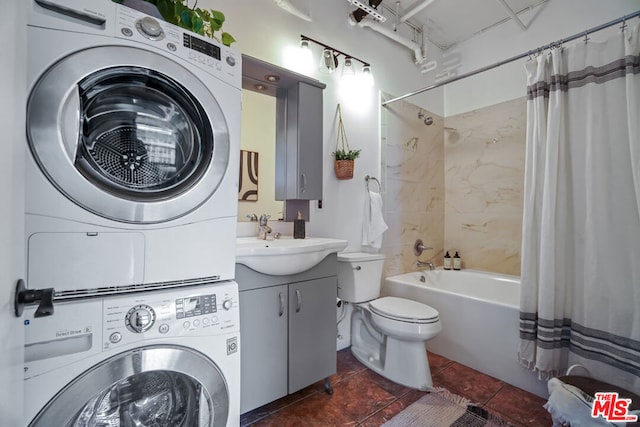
(370, 297), (439, 322)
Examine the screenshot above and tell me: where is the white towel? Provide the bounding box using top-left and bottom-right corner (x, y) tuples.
(362, 190), (388, 249)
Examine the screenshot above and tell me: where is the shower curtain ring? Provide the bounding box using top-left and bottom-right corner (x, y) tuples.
(583, 32), (590, 44)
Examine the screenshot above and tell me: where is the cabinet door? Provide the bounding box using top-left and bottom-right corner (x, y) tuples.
(288, 277), (337, 393)
(275, 82), (323, 200)
(239, 285), (288, 413)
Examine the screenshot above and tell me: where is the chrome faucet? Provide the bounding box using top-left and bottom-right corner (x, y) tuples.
(257, 214), (272, 240)
(414, 238), (435, 270)
(416, 260), (435, 270)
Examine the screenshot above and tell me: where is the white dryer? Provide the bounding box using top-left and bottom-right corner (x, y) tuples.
(26, 0), (241, 296)
(23, 280), (240, 426)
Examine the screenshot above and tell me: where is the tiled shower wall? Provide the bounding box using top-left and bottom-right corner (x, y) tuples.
(444, 97), (526, 276)
(381, 96), (526, 277)
(380, 98), (445, 278)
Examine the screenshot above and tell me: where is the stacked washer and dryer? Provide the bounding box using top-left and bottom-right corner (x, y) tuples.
(23, 0), (242, 425)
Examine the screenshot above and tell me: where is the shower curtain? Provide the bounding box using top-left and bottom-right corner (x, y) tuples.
(519, 22), (640, 393)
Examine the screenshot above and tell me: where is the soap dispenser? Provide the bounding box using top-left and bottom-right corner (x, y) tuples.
(293, 211), (306, 239)
(443, 251), (452, 270)
(453, 251), (461, 270)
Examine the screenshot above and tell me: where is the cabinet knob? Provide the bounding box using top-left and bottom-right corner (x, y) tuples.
(295, 289), (302, 312)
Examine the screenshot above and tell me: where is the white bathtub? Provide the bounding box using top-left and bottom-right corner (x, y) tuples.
(384, 269), (548, 398)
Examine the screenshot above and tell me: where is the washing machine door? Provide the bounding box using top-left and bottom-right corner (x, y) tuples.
(29, 346), (229, 427)
(27, 45), (231, 223)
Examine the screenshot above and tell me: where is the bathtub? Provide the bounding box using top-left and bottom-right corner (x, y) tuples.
(383, 269), (548, 398)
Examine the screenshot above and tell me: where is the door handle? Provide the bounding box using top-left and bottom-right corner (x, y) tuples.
(278, 291), (285, 317)
(60, 87), (81, 162)
(14, 279), (55, 318)
(295, 289), (302, 313)
(300, 173), (307, 193)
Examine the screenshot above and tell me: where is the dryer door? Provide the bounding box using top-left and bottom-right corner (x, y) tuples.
(28, 346), (229, 427)
(27, 45), (231, 224)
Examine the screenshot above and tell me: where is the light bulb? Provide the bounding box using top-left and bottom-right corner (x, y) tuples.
(341, 57), (356, 83)
(361, 65), (374, 87)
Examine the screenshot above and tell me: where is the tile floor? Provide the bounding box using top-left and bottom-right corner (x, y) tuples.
(240, 348), (552, 426)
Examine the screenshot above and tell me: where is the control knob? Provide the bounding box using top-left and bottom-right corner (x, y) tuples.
(125, 304), (156, 333)
(222, 299), (233, 311)
(135, 16), (165, 40)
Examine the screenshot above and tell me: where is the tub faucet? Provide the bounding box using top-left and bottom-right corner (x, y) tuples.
(257, 214), (272, 240)
(416, 260), (435, 270)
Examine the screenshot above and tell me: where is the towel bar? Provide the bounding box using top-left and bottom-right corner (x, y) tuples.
(365, 175), (382, 192)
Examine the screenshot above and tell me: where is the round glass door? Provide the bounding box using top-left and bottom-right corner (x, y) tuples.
(76, 66), (212, 201)
(27, 45), (231, 223)
(29, 346), (229, 427)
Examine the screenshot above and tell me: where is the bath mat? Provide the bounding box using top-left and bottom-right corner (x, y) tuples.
(382, 387), (512, 427)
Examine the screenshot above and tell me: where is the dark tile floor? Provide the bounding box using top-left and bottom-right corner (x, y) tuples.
(240, 348), (552, 426)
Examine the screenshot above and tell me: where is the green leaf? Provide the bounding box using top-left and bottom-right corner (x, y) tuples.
(209, 17), (222, 31)
(210, 10), (225, 24)
(181, 10), (192, 27)
(221, 32), (236, 46)
(192, 16), (204, 35)
(156, 0), (175, 23)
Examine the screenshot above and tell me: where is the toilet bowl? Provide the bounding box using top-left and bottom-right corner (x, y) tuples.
(337, 252), (442, 390)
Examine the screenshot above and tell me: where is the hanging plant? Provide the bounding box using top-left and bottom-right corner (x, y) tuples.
(113, 0), (236, 46)
(333, 104), (361, 180)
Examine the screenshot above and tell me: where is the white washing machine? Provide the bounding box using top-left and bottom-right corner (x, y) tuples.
(25, 0), (241, 296)
(23, 280), (240, 426)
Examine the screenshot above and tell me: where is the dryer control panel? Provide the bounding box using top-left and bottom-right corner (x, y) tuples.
(103, 280), (239, 351)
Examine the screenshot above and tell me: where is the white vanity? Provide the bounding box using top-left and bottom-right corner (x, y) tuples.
(235, 237), (347, 413)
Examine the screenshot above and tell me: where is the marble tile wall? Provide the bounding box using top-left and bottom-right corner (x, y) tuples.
(380, 99), (445, 278)
(444, 97), (526, 276)
(380, 96), (526, 278)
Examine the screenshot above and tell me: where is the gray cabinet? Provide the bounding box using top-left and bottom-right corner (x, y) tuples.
(237, 256), (337, 414)
(275, 81), (324, 201)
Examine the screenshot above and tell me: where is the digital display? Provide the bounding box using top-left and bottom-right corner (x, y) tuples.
(175, 294), (217, 319)
(183, 34), (221, 60)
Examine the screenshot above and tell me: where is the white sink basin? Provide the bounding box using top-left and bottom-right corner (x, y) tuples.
(236, 236), (348, 275)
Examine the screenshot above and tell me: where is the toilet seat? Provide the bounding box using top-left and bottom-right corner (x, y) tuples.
(370, 297), (439, 324)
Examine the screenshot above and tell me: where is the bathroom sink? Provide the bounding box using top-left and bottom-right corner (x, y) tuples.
(236, 236), (348, 275)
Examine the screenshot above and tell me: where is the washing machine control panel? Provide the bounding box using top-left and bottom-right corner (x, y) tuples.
(103, 281), (239, 351)
(115, 4), (240, 88)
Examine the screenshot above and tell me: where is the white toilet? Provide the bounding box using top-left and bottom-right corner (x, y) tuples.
(337, 252), (442, 390)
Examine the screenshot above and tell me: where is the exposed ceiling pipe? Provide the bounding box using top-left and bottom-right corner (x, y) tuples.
(494, 0), (526, 30)
(274, 0), (312, 22)
(357, 18), (426, 64)
(399, 0), (435, 23)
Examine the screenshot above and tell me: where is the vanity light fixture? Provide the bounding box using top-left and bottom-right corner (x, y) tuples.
(299, 34), (373, 85)
(361, 64), (374, 87)
(319, 48), (339, 74)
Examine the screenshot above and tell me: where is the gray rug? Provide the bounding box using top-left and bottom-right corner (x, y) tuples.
(382, 387), (512, 427)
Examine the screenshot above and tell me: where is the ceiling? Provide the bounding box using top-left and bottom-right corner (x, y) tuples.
(376, 0), (547, 49)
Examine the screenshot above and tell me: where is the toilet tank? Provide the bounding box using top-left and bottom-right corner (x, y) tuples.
(337, 252), (386, 303)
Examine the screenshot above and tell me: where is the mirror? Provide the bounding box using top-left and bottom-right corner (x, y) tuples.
(237, 90), (284, 221)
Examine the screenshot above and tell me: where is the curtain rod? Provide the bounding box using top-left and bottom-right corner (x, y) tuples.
(382, 10), (640, 106)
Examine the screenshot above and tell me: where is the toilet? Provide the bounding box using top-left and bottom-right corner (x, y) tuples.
(337, 252), (442, 390)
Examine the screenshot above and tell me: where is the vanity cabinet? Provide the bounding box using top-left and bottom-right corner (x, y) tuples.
(236, 255), (337, 414)
(275, 81), (324, 201)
